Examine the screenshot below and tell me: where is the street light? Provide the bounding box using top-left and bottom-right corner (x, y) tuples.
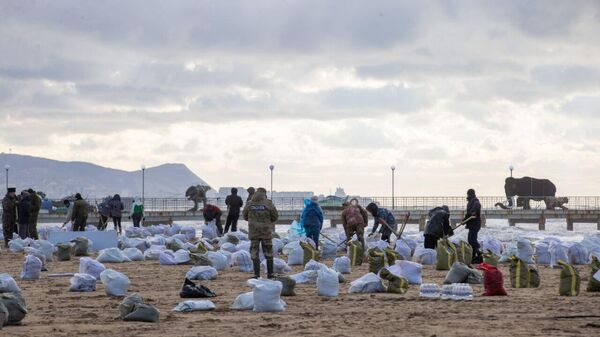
(391, 166), (396, 209)
(509, 165), (514, 178)
(269, 164), (274, 200)
(141, 165), (146, 206)
(4, 164), (9, 191)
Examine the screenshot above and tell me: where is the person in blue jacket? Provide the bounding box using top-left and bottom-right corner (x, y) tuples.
(300, 196), (324, 249)
(366, 203), (397, 243)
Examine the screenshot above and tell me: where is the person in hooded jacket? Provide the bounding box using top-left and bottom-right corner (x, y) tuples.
(341, 198), (369, 250)
(224, 188), (243, 233)
(366, 203), (397, 243)
(464, 189), (482, 263)
(17, 191), (32, 239)
(243, 187), (279, 279)
(109, 194), (124, 234)
(203, 204), (223, 236)
(246, 187), (256, 203)
(2, 187), (18, 247)
(71, 193), (90, 231)
(423, 205), (453, 249)
(300, 196), (324, 249)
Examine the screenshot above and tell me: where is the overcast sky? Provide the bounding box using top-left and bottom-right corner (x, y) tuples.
(1, 1), (599, 196)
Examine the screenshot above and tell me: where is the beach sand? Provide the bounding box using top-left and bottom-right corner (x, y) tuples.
(2, 250), (600, 337)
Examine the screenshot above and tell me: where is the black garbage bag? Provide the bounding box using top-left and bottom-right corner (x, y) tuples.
(179, 278), (216, 298)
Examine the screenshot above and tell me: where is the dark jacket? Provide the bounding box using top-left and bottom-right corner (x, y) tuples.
(108, 196), (124, 218)
(243, 191), (279, 240)
(424, 207), (453, 239)
(30, 193), (41, 215)
(203, 204), (222, 222)
(371, 208), (397, 234)
(300, 199), (324, 231)
(342, 204), (369, 227)
(225, 192), (243, 215)
(2, 194), (18, 225)
(17, 195), (32, 226)
(464, 197), (481, 230)
(71, 198), (90, 223)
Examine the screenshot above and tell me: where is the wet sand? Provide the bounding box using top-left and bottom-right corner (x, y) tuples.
(2, 250), (600, 337)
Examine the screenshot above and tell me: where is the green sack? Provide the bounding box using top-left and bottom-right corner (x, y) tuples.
(0, 301), (8, 328)
(300, 241), (319, 266)
(123, 303), (160, 323)
(436, 239), (457, 271)
(189, 253), (213, 266)
(71, 237), (89, 256)
(509, 256), (540, 288)
(276, 276), (296, 297)
(379, 268), (409, 294)
(196, 242), (209, 255)
(587, 256), (600, 292)
(456, 241), (473, 265)
(119, 293), (145, 319)
(368, 248), (386, 274)
(444, 262), (482, 284)
(347, 240), (364, 266)
(384, 247), (403, 266)
(558, 260), (580, 296)
(56, 243), (72, 261)
(0, 292), (27, 326)
(483, 250), (499, 267)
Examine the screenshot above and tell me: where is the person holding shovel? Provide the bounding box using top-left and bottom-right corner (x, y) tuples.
(341, 198), (369, 250)
(464, 189), (482, 264)
(366, 202), (397, 243)
(423, 205), (453, 249)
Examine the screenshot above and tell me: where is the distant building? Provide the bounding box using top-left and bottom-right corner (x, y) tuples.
(334, 187), (346, 198)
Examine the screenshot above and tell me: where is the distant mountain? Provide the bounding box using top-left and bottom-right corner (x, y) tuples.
(0, 153), (210, 199)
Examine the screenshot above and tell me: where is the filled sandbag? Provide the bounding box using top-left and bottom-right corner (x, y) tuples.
(262, 258), (292, 274)
(186, 266), (218, 281)
(220, 242), (238, 253)
(247, 279), (286, 312)
(534, 242), (551, 265)
(550, 242), (569, 268)
(21, 255), (43, 280)
(100, 269), (130, 297)
(385, 260), (423, 285)
(71, 237), (91, 256)
(79, 257), (106, 280)
(200, 222), (218, 240)
(8, 235), (25, 253)
(509, 256), (540, 288)
(332, 256), (351, 274)
(69, 273), (97, 292)
(414, 247), (436, 265)
(123, 248), (145, 261)
(348, 273), (386, 294)
(159, 250), (177, 265)
(480, 236), (502, 256)
(347, 240), (364, 266)
(23, 248), (47, 269)
(289, 270), (318, 284)
(379, 268), (409, 294)
(368, 248), (386, 274)
(384, 247), (403, 266)
(0, 292), (27, 325)
(173, 250), (191, 265)
(558, 260), (580, 296)
(275, 276), (296, 296)
(436, 239), (457, 271)
(300, 241), (319, 265)
(477, 263), (507, 296)
(316, 267), (340, 297)
(443, 262), (482, 284)
(119, 294), (160, 323)
(304, 259), (327, 271)
(516, 238), (535, 264)
(190, 253), (213, 267)
(0, 274), (21, 293)
(173, 300), (215, 312)
(144, 245), (166, 261)
(587, 255), (600, 292)
(284, 241), (304, 266)
(205, 251), (229, 271)
(232, 250), (253, 272)
(166, 237), (185, 252)
(320, 239), (337, 260)
(499, 242), (518, 263)
(231, 292), (254, 310)
(455, 241), (473, 265)
(97, 248), (130, 263)
(56, 243), (72, 261)
(180, 226), (197, 241)
(482, 250), (499, 267)
(394, 240), (412, 260)
(568, 243), (589, 265)
(33, 240), (56, 262)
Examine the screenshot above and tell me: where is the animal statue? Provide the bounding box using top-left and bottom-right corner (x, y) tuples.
(496, 177), (558, 210)
(544, 197), (569, 210)
(185, 185), (212, 212)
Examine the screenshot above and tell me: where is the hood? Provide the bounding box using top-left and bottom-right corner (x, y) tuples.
(251, 190), (267, 202)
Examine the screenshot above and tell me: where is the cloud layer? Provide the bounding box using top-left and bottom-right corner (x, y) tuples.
(1, 0), (599, 196)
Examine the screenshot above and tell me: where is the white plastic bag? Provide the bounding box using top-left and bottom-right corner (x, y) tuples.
(21, 255), (43, 280)
(123, 248), (145, 261)
(168, 223), (182, 236)
(97, 248), (131, 263)
(247, 279), (285, 312)
(180, 226), (197, 241)
(206, 252), (228, 271)
(320, 240), (337, 260)
(317, 267), (339, 297)
(232, 250), (253, 272)
(568, 243), (589, 265)
(414, 247), (437, 265)
(201, 221), (218, 240)
(185, 266), (218, 280)
(173, 249), (191, 264)
(516, 238), (535, 264)
(534, 242), (551, 265)
(231, 292), (254, 310)
(499, 242), (518, 263)
(24, 247), (47, 268)
(8, 234), (24, 252)
(550, 242), (569, 268)
(79, 257), (106, 280)
(286, 242), (304, 266)
(289, 270), (318, 284)
(385, 260), (423, 285)
(348, 273), (386, 293)
(159, 250), (177, 265)
(332, 256), (351, 274)
(262, 258), (292, 274)
(0, 273), (21, 293)
(100, 269), (130, 297)
(480, 237), (502, 256)
(144, 245), (167, 260)
(220, 242), (238, 253)
(173, 300), (215, 312)
(34, 240), (56, 262)
(394, 240), (412, 260)
(304, 259), (326, 271)
(69, 273), (97, 292)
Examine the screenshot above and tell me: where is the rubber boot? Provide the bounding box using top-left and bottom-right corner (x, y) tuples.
(266, 258), (275, 279)
(252, 259), (261, 279)
(471, 250), (483, 265)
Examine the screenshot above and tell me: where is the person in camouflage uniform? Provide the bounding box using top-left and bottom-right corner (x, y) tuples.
(28, 188), (42, 240)
(71, 193), (90, 232)
(243, 187), (279, 279)
(2, 188), (18, 247)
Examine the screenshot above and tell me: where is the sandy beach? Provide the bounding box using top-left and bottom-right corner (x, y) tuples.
(2, 248), (600, 337)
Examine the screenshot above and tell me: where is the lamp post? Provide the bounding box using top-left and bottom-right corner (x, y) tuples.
(141, 165), (146, 206)
(269, 164), (274, 200)
(4, 164), (9, 190)
(391, 166), (396, 209)
(509, 165), (514, 178)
